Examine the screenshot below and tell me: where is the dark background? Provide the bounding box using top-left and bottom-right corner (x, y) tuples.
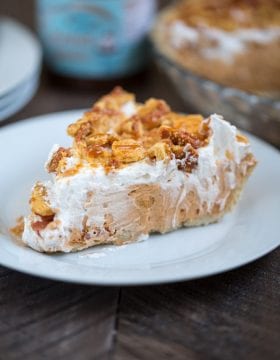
(0, 1), (280, 359)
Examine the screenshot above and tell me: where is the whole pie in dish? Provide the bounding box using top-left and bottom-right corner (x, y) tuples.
(20, 87), (256, 252)
(152, 0), (280, 97)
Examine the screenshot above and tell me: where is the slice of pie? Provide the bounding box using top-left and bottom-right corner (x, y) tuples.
(22, 87), (256, 252)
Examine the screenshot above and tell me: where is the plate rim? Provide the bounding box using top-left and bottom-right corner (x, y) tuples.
(0, 238), (279, 286)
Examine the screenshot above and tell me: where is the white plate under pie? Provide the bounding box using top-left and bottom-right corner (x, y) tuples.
(0, 73), (40, 121)
(0, 18), (42, 121)
(0, 110), (279, 285)
(0, 18), (41, 98)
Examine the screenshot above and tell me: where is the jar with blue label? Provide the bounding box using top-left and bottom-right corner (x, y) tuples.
(36, 0), (156, 80)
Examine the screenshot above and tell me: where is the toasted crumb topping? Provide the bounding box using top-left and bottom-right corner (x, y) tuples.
(236, 133), (249, 143)
(30, 183), (54, 217)
(49, 87), (211, 174)
(10, 216), (24, 239)
(173, 0), (280, 31)
(47, 147), (72, 173)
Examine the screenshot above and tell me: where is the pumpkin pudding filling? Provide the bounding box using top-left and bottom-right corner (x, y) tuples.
(19, 87), (256, 252)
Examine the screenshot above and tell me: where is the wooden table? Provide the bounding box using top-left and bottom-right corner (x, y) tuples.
(1, 1), (280, 359)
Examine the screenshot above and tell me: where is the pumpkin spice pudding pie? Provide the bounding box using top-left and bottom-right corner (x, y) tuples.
(152, 0), (280, 97)
(18, 87), (256, 252)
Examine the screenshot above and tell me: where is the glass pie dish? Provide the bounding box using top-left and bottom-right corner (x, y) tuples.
(150, 2), (280, 147)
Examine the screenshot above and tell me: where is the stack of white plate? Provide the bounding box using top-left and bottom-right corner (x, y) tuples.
(0, 17), (42, 121)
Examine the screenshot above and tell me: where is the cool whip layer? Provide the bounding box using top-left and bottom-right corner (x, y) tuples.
(170, 20), (280, 63)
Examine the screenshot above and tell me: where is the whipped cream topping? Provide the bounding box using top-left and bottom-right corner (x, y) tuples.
(170, 20), (280, 62)
(121, 101), (137, 117)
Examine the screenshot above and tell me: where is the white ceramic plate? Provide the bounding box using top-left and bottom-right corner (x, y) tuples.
(0, 17), (42, 98)
(0, 73), (40, 121)
(0, 110), (279, 285)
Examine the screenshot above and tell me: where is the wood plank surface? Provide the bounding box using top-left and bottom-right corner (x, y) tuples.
(0, 267), (120, 360)
(0, 1), (279, 359)
(114, 249), (280, 360)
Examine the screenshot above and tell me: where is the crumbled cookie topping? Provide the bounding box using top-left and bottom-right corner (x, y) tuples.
(47, 147), (72, 173)
(174, 0), (280, 31)
(46, 87), (211, 175)
(10, 216), (25, 239)
(30, 183), (54, 217)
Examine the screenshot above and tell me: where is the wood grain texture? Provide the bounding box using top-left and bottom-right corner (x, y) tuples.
(0, 1), (280, 359)
(114, 248), (280, 360)
(0, 266), (119, 360)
